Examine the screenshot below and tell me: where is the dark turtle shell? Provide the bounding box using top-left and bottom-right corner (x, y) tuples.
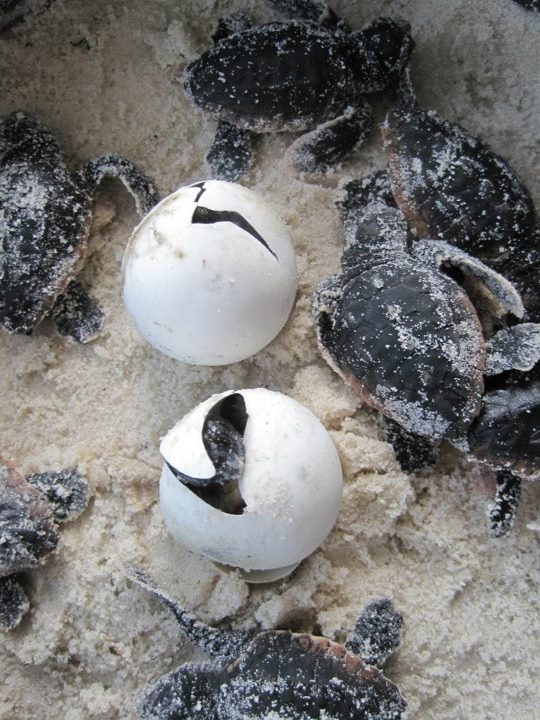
(323, 258), (485, 441)
(381, 104), (539, 319)
(140, 631), (405, 720)
(184, 21), (354, 132)
(0, 112), (90, 334)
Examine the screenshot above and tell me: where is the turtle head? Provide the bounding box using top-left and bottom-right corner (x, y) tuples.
(341, 203), (408, 282)
(349, 17), (415, 94)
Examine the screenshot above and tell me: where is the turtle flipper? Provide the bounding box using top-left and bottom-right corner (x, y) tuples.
(211, 12), (251, 43)
(488, 470), (522, 537)
(267, 0), (348, 30)
(51, 280), (104, 344)
(384, 417), (439, 473)
(139, 662), (222, 720)
(126, 565), (250, 660)
(0, 575), (29, 631)
(206, 120), (255, 182)
(485, 323), (540, 376)
(77, 155), (158, 215)
(345, 598), (404, 667)
(412, 239), (525, 331)
(287, 104), (373, 174)
(25, 467), (88, 523)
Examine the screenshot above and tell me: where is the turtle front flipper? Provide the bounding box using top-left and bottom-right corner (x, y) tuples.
(345, 598), (404, 667)
(50, 280), (104, 344)
(206, 120), (255, 182)
(139, 662), (223, 720)
(468, 383), (540, 480)
(384, 417), (439, 473)
(286, 103), (373, 174)
(76, 154), (158, 215)
(488, 470), (522, 537)
(485, 323), (540, 376)
(412, 239), (525, 332)
(126, 565), (250, 659)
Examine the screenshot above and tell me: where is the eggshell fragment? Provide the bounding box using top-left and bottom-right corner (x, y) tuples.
(160, 388), (343, 581)
(122, 180), (297, 365)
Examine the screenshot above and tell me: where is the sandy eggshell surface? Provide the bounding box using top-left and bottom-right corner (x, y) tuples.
(122, 180), (297, 365)
(159, 388), (343, 580)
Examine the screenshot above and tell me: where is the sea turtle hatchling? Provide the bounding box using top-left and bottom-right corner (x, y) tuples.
(313, 191), (540, 536)
(183, 0), (414, 180)
(372, 73), (540, 321)
(0, 456), (88, 630)
(0, 111), (158, 343)
(127, 565), (406, 720)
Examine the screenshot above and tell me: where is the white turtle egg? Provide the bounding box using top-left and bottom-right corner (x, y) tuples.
(122, 180), (297, 365)
(159, 388), (343, 583)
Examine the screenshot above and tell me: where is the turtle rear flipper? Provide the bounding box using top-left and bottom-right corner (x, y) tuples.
(77, 154), (158, 215)
(50, 280), (104, 344)
(25, 467), (88, 523)
(345, 598), (404, 667)
(384, 417), (439, 473)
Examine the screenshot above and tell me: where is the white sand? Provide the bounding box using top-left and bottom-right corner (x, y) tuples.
(1, 1), (539, 718)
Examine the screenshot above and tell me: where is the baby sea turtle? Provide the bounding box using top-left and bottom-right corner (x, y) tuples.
(0, 111), (158, 343)
(0, 456), (88, 630)
(313, 191), (540, 536)
(376, 73), (539, 320)
(183, 0), (414, 180)
(127, 565), (406, 720)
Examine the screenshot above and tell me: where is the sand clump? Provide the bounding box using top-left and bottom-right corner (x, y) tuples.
(1, 1), (539, 718)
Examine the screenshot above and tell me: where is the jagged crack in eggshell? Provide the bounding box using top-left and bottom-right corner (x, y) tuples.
(122, 180), (297, 365)
(159, 389), (343, 571)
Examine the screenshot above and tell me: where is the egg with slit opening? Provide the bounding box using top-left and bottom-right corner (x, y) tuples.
(159, 388), (343, 583)
(122, 180), (297, 365)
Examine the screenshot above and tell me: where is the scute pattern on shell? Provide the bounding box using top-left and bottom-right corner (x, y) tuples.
(0, 111), (90, 334)
(316, 206), (485, 441)
(140, 631), (405, 720)
(184, 21), (353, 133)
(382, 104), (539, 320)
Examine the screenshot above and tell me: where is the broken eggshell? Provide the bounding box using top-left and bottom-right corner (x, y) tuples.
(159, 388), (343, 582)
(122, 180), (297, 365)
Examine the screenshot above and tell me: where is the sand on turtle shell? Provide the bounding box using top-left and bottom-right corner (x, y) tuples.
(0, 1), (539, 718)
